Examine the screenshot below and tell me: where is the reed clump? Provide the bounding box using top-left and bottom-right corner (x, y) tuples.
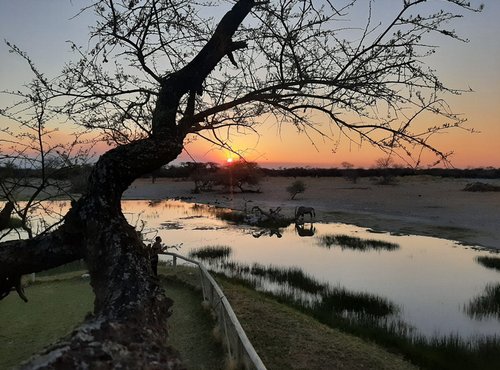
(319, 234), (399, 251)
(476, 255), (500, 272)
(189, 245), (232, 261)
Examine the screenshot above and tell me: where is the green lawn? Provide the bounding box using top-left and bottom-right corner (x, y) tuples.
(0, 275), (223, 369)
(0, 278), (93, 369)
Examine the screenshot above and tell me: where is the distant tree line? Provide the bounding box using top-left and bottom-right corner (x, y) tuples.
(146, 164), (500, 180)
(261, 167), (500, 179)
(3, 163), (500, 183)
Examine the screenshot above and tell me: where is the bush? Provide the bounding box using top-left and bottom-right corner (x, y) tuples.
(286, 180), (306, 200)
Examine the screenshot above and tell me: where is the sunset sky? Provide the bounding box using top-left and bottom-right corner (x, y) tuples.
(1, 0), (499, 169)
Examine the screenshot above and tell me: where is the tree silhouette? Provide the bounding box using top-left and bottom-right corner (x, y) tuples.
(0, 0), (482, 367)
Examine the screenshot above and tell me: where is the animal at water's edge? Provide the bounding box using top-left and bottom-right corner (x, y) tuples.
(295, 206), (315, 221)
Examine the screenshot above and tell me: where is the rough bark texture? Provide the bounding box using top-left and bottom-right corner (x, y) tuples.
(1, 1), (256, 368)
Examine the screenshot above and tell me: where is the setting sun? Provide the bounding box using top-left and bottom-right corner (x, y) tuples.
(226, 157), (234, 164)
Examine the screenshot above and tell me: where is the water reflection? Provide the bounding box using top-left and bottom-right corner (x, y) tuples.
(4, 199), (500, 341)
(295, 223), (316, 237)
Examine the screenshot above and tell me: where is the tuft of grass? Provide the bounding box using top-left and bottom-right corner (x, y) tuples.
(189, 245), (232, 261)
(476, 255), (500, 272)
(465, 283), (500, 320)
(318, 234), (399, 251)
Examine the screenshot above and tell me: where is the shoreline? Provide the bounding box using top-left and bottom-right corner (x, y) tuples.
(123, 176), (500, 250)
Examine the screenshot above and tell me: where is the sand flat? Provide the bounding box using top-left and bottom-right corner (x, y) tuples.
(124, 176), (500, 250)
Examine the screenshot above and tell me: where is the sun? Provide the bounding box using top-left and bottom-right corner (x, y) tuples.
(226, 157), (234, 164)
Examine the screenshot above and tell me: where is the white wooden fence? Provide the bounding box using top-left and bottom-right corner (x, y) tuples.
(161, 252), (267, 370)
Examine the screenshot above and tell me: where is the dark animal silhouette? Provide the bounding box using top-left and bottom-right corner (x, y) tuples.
(294, 206), (315, 221)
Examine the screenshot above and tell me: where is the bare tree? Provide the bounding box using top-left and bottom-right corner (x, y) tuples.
(286, 179), (306, 200)
(0, 0), (482, 367)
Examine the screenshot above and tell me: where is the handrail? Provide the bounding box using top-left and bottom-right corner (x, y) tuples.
(160, 252), (267, 370)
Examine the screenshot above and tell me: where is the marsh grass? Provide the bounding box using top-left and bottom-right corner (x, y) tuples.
(211, 261), (500, 370)
(465, 283), (500, 320)
(476, 255), (500, 272)
(318, 234), (399, 251)
(210, 261), (398, 318)
(189, 245), (232, 261)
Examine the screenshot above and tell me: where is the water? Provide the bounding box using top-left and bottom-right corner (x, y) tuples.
(5, 199), (500, 340)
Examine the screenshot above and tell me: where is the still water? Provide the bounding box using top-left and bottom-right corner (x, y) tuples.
(8, 199), (500, 340)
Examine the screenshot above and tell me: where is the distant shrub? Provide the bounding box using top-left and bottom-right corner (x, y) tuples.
(463, 182), (500, 192)
(286, 180), (306, 200)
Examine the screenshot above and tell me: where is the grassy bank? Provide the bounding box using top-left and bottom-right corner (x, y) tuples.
(220, 280), (417, 370)
(163, 265), (417, 370)
(202, 262), (500, 370)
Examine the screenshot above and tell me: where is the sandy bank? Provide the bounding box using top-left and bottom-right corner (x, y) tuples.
(123, 176), (500, 250)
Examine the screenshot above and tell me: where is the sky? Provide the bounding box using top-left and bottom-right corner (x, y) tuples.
(0, 0), (499, 169)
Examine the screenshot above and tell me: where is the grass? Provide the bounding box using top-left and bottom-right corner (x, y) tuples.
(217, 278), (417, 370)
(6, 263), (500, 369)
(209, 261), (398, 318)
(208, 261), (500, 370)
(465, 283), (500, 320)
(0, 270), (224, 369)
(318, 233), (399, 251)
(476, 255), (500, 272)
(159, 277), (225, 369)
(0, 277), (93, 369)
(164, 265), (417, 370)
(188, 245), (232, 261)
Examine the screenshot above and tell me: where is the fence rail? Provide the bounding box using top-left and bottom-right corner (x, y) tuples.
(161, 252), (267, 370)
